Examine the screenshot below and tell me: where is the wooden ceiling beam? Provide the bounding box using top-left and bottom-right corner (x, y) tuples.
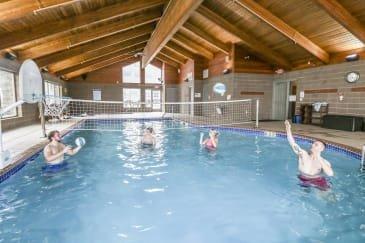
(196, 5), (291, 69)
(313, 0), (365, 44)
(160, 48), (187, 64)
(141, 0), (203, 68)
(56, 44), (145, 76)
(165, 41), (195, 60)
(0, 0), (74, 22)
(65, 56), (137, 80)
(155, 54), (180, 69)
(172, 32), (214, 59)
(182, 21), (230, 54)
(18, 11), (160, 60)
(235, 0), (329, 63)
(35, 24), (154, 67)
(51, 38), (148, 73)
(0, 0), (165, 50)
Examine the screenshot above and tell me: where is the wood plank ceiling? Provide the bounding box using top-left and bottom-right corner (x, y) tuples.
(0, 0), (364, 79)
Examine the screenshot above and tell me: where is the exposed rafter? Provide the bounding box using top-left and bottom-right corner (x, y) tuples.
(56, 44), (145, 76)
(155, 54), (180, 69)
(35, 24), (154, 67)
(160, 48), (187, 64)
(65, 56), (137, 79)
(235, 0), (329, 63)
(182, 21), (230, 54)
(142, 0), (203, 68)
(0, 0), (165, 50)
(18, 10), (161, 60)
(0, 0), (75, 22)
(49, 36), (149, 73)
(313, 0), (365, 44)
(165, 41), (195, 60)
(172, 32), (214, 59)
(196, 5), (291, 69)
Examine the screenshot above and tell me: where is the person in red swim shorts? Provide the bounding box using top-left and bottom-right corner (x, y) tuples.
(285, 120), (334, 190)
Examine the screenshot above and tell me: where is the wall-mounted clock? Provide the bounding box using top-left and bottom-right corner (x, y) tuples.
(345, 71), (360, 83)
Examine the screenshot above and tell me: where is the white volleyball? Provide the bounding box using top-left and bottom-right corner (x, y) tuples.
(75, 137), (86, 147)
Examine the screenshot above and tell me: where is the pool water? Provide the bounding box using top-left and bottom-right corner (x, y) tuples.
(1, 120), (365, 243)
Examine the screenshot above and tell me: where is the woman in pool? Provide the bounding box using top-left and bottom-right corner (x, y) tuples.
(141, 127), (156, 147)
(284, 120), (334, 190)
(200, 129), (219, 150)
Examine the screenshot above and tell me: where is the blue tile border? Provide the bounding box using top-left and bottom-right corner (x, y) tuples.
(1, 119), (362, 184)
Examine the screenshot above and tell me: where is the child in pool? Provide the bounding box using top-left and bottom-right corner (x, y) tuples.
(141, 127), (156, 147)
(200, 129), (219, 150)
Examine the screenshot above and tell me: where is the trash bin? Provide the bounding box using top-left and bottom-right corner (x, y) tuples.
(292, 115), (302, 124)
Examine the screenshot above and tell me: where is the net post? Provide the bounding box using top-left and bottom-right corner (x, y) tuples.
(38, 101), (46, 137)
(255, 99), (259, 128)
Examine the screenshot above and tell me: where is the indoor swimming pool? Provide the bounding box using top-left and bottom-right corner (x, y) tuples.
(0, 120), (364, 242)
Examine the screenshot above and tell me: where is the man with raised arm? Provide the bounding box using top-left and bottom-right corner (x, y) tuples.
(284, 120), (334, 190)
(43, 130), (81, 165)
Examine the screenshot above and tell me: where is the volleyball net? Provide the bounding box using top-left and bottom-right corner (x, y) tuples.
(42, 97), (259, 132)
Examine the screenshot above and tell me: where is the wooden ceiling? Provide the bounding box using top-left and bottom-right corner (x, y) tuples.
(0, 0), (364, 79)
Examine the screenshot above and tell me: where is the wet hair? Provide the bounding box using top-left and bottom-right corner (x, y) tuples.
(315, 140), (326, 150)
(210, 129), (219, 137)
(47, 130), (60, 141)
(146, 127), (154, 133)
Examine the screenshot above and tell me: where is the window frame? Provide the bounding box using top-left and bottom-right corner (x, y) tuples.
(122, 62), (141, 84)
(123, 88), (141, 108)
(0, 69), (17, 118)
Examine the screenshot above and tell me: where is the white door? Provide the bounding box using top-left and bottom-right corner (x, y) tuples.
(272, 81), (289, 120)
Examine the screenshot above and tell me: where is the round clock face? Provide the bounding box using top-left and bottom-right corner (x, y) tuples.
(346, 72), (360, 83)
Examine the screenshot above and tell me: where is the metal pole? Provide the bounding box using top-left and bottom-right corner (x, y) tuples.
(255, 99), (259, 128)
(0, 116), (3, 153)
(361, 144), (365, 171)
(38, 101), (46, 137)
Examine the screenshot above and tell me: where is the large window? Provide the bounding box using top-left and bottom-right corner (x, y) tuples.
(145, 64), (162, 84)
(0, 70), (16, 118)
(145, 89), (161, 110)
(45, 81), (63, 104)
(123, 88), (141, 108)
(44, 81), (62, 98)
(122, 62), (140, 83)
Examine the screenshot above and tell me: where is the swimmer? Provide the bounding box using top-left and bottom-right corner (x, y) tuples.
(200, 129), (219, 150)
(43, 130), (81, 165)
(285, 120), (334, 190)
(141, 127), (156, 147)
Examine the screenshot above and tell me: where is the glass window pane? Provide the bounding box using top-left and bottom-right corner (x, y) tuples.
(145, 89), (151, 108)
(0, 70), (16, 117)
(123, 88), (141, 108)
(152, 90), (161, 109)
(122, 62), (141, 83)
(145, 64), (162, 84)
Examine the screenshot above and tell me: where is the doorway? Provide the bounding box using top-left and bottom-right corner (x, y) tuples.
(272, 81), (289, 120)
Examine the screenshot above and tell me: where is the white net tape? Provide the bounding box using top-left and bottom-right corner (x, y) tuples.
(43, 98), (256, 132)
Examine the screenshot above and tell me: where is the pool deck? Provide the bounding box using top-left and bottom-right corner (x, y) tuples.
(0, 123), (73, 173)
(1, 120), (364, 175)
(239, 121), (365, 152)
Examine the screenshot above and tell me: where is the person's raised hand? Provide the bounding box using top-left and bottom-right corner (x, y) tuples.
(284, 120), (291, 129)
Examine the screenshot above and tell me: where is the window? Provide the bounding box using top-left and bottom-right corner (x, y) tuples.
(145, 89), (152, 108)
(123, 88), (141, 108)
(44, 81), (62, 98)
(44, 81), (63, 104)
(0, 70), (16, 118)
(145, 64), (162, 84)
(122, 62), (140, 83)
(92, 89), (101, 101)
(152, 90), (161, 110)
(145, 89), (161, 110)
